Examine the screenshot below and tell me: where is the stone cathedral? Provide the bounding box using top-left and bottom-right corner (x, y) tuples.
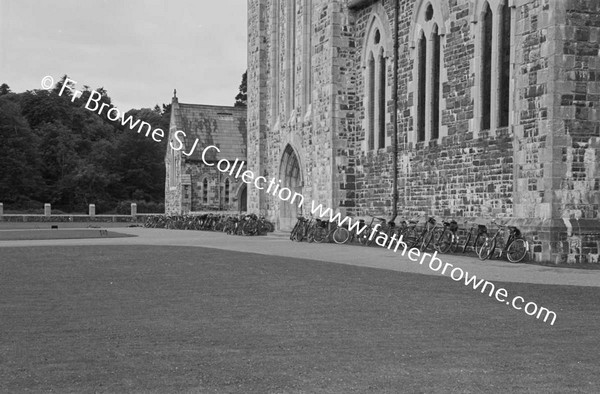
(246, 0), (600, 264)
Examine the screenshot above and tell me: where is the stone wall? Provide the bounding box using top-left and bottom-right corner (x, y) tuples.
(246, 0), (600, 262)
(182, 162), (247, 212)
(348, 0), (515, 221)
(550, 0), (600, 263)
(164, 148), (182, 215)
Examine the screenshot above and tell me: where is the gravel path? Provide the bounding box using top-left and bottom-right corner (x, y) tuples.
(1, 227), (599, 287)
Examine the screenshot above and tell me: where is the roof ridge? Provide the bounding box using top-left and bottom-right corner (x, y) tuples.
(178, 103), (246, 111)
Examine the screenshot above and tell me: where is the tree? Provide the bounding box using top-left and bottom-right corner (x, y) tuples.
(111, 108), (168, 202)
(0, 83), (11, 96)
(0, 96), (42, 204)
(0, 80), (171, 212)
(234, 71), (247, 107)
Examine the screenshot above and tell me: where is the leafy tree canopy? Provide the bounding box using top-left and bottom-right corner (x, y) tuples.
(0, 76), (171, 213)
(234, 71), (247, 108)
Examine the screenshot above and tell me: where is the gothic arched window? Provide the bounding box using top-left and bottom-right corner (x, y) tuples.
(481, 2), (493, 131)
(416, 31), (427, 142)
(411, 1), (444, 143)
(431, 24), (441, 140)
(363, 12), (390, 152)
(477, 0), (513, 132)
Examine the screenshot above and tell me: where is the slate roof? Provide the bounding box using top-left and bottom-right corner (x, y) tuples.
(171, 102), (247, 162)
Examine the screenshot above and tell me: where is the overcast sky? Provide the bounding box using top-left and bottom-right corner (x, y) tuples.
(0, 0), (247, 111)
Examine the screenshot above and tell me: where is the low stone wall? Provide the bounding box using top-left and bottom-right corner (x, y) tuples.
(0, 214), (149, 223)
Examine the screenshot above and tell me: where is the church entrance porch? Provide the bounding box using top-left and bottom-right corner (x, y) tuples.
(238, 184), (247, 212)
(278, 144), (303, 230)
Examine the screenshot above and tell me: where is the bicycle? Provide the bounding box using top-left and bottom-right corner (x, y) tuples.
(359, 215), (398, 247)
(478, 221), (529, 263)
(455, 221), (488, 254)
(403, 217), (437, 250)
(328, 217), (366, 245)
(290, 216), (312, 242)
(431, 219), (459, 253)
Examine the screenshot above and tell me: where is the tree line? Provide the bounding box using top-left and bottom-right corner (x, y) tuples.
(0, 71), (247, 214)
(0, 78), (170, 214)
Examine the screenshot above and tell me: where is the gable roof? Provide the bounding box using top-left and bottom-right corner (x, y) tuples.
(170, 100), (247, 162)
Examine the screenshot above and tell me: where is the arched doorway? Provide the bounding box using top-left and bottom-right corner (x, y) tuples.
(279, 144), (303, 230)
(238, 184), (247, 212)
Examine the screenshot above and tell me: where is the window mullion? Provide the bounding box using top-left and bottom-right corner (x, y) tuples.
(491, 7), (502, 130)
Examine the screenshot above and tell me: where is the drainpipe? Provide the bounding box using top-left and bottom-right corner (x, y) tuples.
(392, 0), (399, 220)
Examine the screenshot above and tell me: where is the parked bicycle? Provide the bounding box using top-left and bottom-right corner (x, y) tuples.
(431, 219), (459, 253)
(328, 217), (367, 245)
(290, 216), (312, 242)
(307, 218), (343, 243)
(403, 217), (437, 250)
(478, 220), (529, 263)
(455, 221), (488, 254)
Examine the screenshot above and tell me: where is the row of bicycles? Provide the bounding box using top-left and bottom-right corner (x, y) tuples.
(144, 213), (275, 236)
(289, 215), (530, 263)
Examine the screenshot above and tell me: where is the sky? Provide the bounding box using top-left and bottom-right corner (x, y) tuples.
(0, 0), (247, 112)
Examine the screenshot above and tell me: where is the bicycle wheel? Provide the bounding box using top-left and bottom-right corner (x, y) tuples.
(358, 226), (372, 246)
(332, 227), (350, 244)
(293, 224), (306, 242)
(478, 236), (496, 260)
(437, 230), (455, 253)
(459, 233), (472, 253)
(421, 230), (436, 251)
(255, 222), (265, 235)
(306, 226), (316, 243)
(402, 228), (420, 248)
(448, 233), (460, 253)
(241, 221), (254, 236)
(290, 221), (300, 240)
(507, 238), (528, 263)
(313, 226), (329, 243)
(265, 221), (275, 232)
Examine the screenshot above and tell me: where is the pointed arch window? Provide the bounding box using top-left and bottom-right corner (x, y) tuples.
(367, 53), (376, 150)
(431, 24), (441, 140)
(378, 51), (387, 148)
(363, 18), (390, 152)
(499, 3), (511, 127)
(416, 31), (427, 142)
(481, 2), (493, 131)
(478, 0), (513, 132)
(411, 2), (445, 143)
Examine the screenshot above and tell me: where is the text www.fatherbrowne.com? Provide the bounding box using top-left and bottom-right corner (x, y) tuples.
(47, 75), (557, 327)
(310, 202), (558, 326)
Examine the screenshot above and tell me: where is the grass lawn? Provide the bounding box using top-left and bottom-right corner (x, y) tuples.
(0, 245), (599, 393)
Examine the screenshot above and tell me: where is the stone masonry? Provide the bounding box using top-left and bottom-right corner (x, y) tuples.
(165, 95), (248, 215)
(245, 0), (600, 264)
